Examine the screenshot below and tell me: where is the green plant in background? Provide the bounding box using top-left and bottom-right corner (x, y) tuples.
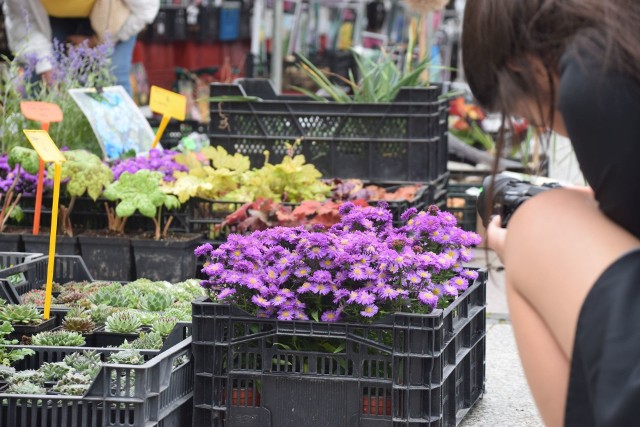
(62, 351), (101, 377)
(292, 51), (431, 103)
(139, 291), (173, 312)
(104, 311), (142, 334)
(151, 317), (177, 337)
(0, 304), (43, 325)
(136, 310), (159, 326)
(170, 279), (206, 303)
(0, 321), (34, 366)
(0, 365), (15, 380)
(89, 304), (119, 326)
(0, 39), (115, 155)
(163, 305), (192, 322)
(39, 362), (73, 382)
(51, 372), (92, 396)
(90, 285), (133, 308)
(10, 369), (45, 386)
(107, 349), (145, 365)
(31, 330), (86, 347)
(103, 170), (181, 240)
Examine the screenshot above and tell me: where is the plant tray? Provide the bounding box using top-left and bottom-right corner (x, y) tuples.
(1, 329), (194, 427)
(209, 78), (449, 182)
(191, 271), (487, 426)
(0, 252), (43, 291)
(0, 255), (93, 305)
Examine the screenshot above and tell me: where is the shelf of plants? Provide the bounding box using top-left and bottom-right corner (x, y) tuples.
(191, 202), (486, 426)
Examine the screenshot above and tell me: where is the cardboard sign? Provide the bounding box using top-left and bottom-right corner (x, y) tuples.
(20, 101), (63, 124)
(149, 85), (186, 120)
(23, 130), (66, 163)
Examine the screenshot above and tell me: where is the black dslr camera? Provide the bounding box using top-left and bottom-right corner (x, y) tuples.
(476, 174), (562, 228)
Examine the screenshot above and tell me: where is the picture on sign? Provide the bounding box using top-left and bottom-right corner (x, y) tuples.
(69, 86), (157, 159)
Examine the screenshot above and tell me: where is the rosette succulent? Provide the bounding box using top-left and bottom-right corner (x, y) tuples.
(104, 311), (142, 334)
(6, 381), (46, 394)
(0, 304), (44, 325)
(39, 362), (73, 382)
(139, 292), (173, 312)
(120, 331), (163, 350)
(151, 317), (177, 337)
(62, 351), (101, 377)
(31, 330), (86, 347)
(107, 349), (145, 365)
(51, 372), (93, 396)
(62, 316), (96, 334)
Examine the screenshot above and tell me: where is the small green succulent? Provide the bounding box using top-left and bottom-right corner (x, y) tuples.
(62, 316), (96, 334)
(151, 317), (178, 337)
(0, 304), (44, 325)
(31, 330), (86, 347)
(51, 372), (93, 396)
(120, 331), (163, 350)
(6, 381), (46, 394)
(90, 286), (132, 308)
(89, 304), (119, 326)
(171, 279), (206, 302)
(56, 291), (88, 306)
(163, 306), (192, 322)
(138, 292), (173, 312)
(10, 369), (45, 386)
(39, 362), (73, 381)
(0, 365), (15, 380)
(62, 351), (101, 377)
(135, 310), (159, 326)
(104, 311), (142, 334)
(107, 349), (145, 365)
(21, 289), (51, 306)
(65, 307), (89, 319)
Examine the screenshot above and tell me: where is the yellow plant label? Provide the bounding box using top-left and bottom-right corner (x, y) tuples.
(23, 130), (66, 163)
(149, 86), (186, 120)
(20, 101), (63, 124)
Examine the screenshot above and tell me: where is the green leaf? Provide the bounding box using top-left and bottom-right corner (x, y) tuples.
(206, 95), (263, 103)
(8, 147), (39, 174)
(103, 170), (178, 219)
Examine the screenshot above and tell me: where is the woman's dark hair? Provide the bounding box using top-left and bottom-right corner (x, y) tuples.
(462, 0), (640, 117)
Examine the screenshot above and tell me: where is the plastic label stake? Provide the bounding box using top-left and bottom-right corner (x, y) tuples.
(20, 101), (63, 235)
(149, 85), (186, 149)
(23, 130), (66, 320)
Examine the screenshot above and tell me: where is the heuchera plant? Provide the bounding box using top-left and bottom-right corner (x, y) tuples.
(197, 203), (481, 322)
(102, 170), (180, 240)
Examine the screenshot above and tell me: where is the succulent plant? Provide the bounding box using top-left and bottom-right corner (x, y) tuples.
(0, 304), (43, 325)
(163, 306), (192, 322)
(52, 372), (92, 396)
(31, 330), (86, 347)
(6, 381), (46, 394)
(138, 291), (173, 312)
(0, 365), (15, 380)
(10, 369), (45, 386)
(62, 316), (96, 334)
(89, 304), (119, 326)
(151, 317), (178, 337)
(135, 310), (159, 326)
(0, 321), (34, 366)
(56, 291), (88, 306)
(107, 349), (145, 365)
(120, 331), (163, 350)
(104, 311), (142, 334)
(90, 286), (132, 308)
(39, 361), (73, 381)
(171, 279), (206, 302)
(21, 289), (51, 306)
(65, 307), (89, 319)
(62, 351), (102, 377)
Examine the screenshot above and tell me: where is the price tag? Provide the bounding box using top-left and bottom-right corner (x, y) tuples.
(20, 101), (63, 124)
(23, 130), (66, 162)
(149, 86), (186, 120)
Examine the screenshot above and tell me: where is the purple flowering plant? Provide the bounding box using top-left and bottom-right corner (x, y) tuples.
(196, 203), (482, 323)
(110, 149), (187, 182)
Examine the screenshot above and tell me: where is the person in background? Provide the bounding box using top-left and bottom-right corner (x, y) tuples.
(461, 0), (640, 426)
(3, 0), (160, 95)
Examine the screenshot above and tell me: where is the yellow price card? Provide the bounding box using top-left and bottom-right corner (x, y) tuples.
(150, 86), (186, 120)
(23, 130), (66, 162)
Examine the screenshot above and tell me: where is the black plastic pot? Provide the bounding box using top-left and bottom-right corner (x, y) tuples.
(8, 317), (57, 343)
(77, 234), (133, 281)
(131, 233), (202, 282)
(0, 232), (24, 252)
(22, 234), (80, 256)
(93, 327), (141, 348)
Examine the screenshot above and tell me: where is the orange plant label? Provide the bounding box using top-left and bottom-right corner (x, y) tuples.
(20, 101), (63, 123)
(149, 86), (186, 120)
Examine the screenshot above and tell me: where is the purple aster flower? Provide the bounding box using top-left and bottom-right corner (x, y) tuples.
(294, 311), (309, 320)
(347, 291), (359, 304)
(312, 270), (332, 283)
(379, 286), (399, 300)
(356, 291), (375, 305)
(450, 276), (469, 291)
(461, 269), (479, 281)
(242, 274), (263, 289)
(270, 295), (288, 307)
(202, 262), (224, 276)
(251, 295), (271, 308)
(349, 265), (368, 281)
(277, 309), (294, 320)
(459, 247), (473, 262)
(234, 260), (255, 273)
(360, 304), (379, 318)
(294, 266), (310, 277)
(338, 202), (356, 215)
(297, 282), (313, 293)
(217, 288), (236, 300)
(194, 243), (213, 257)
(278, 288), (295, 299)
(400, 207), (418, 222)
(418, 291), (438, 307)
(321, 310), (341, 322)
(311, 283), (331, 295)
(405, 271), (422, 287)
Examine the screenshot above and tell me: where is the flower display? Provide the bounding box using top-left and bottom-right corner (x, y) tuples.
(111, 149), (188, 182)
(0, 153), (51, 196)
(197, 203), (481, 322)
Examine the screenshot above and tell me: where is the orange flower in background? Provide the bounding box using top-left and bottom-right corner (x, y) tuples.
(452, 118), (470, 131)
(449, 97), (486, 121)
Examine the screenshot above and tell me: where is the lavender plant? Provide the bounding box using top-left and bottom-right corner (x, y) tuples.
(0, 40), (115, 154)
(197, 203), (482, 322)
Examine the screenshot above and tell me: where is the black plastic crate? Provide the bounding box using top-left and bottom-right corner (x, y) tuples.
(0, 252), (42, 290)
(186, 5), (220, 42)
(1, 331), (193, 427)
(191, 270), (487, 426)
(208, 78), (449, 182)
(446, 184), (480, 232)
(0, 255), (93, 305)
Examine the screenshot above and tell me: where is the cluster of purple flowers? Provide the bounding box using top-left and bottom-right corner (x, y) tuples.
(111, 149), (187, 182)
(196, 203), (482, 322)
(0, 154), (51, 196)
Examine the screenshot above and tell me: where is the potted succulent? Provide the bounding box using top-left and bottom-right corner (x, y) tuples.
(60, 307), (99, 346)
(93, 310), (143, 348)
(0, 303), (56, 343)
(30, 329), (86, 347)
(102, 169), (202, 282)
(191, 203), (486, 425)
